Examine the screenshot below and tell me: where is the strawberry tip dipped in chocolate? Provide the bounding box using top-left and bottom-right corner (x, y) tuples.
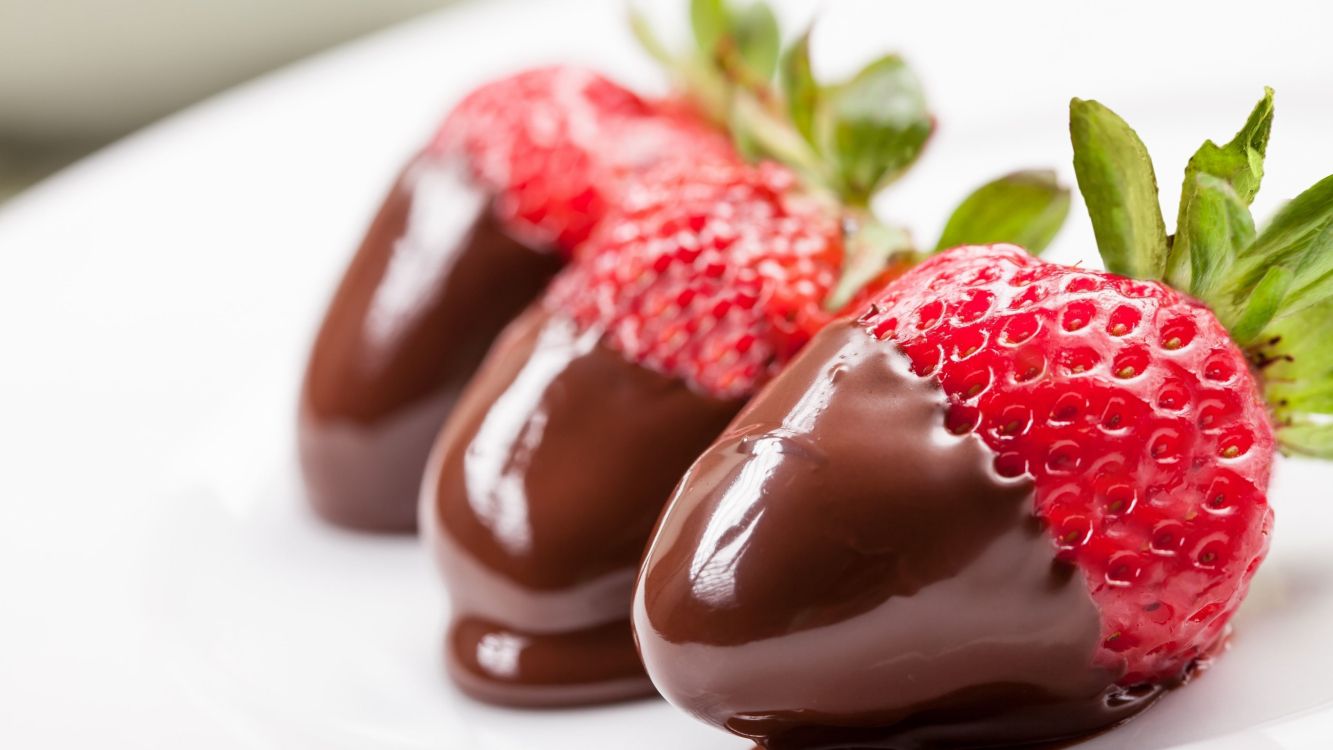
(298, 66), (732, 532)
(421, 0), (1070, 709)
(634, 88), (1333, 748)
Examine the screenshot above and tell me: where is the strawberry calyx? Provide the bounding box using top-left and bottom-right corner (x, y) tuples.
(1070, 89), (1333, 456)
(632, 0), (1071, 312)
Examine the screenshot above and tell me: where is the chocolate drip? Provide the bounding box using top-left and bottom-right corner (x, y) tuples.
(299, 153), (561, 532)
(423, 308), (743, 706)
(634, 321), (1162, 748)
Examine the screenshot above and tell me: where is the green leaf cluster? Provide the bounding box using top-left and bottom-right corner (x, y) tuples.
(779, 32), (932, 204)
(633, 0), (938, 206)
(632, 0), (1071, 311)
(1068, 88), (1333, 456)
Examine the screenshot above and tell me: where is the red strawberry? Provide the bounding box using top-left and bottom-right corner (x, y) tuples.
(434, 65), (734, 251)
(860, 243), (1274, 684)
(419, 2), (1070, 708)
(634, 89), (1333, 748)
(300, 66), (728, 532)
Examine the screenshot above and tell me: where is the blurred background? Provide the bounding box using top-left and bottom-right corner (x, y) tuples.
(0, 0), (453, 201)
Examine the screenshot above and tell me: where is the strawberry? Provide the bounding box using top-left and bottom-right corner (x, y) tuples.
(421, 152), (848, 708)
(860, 243), (1274, 684)
(300, 67), (731, 532)
(633, 88), (1333, 748)
(421, 0), (1071, 708)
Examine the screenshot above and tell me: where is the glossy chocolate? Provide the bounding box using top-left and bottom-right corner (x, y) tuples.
(634, 320), (1163, 748)
(423, 307), (743, 706)
(299, 153), (561, 532)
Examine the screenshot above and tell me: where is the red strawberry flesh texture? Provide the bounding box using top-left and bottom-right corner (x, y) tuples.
(547, 159), (844, 400)
(858, 244), (1274, 685)
(434, 66), (734, 252)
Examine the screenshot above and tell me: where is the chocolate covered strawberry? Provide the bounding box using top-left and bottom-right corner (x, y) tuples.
(299, 66), (729, 532)
(421, 0), (1069, 708)
(634, 89), (1333, 748)
(423, 155), (839, 707)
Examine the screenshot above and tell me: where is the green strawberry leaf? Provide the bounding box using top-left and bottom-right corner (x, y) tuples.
(829, 54), (933, 204)
(1218, 174), (1333, 341)
(1069, 98), (1169, 280)
(780, 29), (819, 147)
(1190, 88), (1273, 204)
(1177, 171), (1256, 308)
(730, 2), (780, 81)
(1201, 167), (1333, 457)
(690, 0), (728, 58)
(663, 9), (945, 211)
(934, 170), (1071, 254)
(1254, 296), (1333, 458)
(1167, 89), (1274, 291)
(1245, 175), (1333, 315)
(690, 0), (779, 81)
(1228, 264), (1291, 345)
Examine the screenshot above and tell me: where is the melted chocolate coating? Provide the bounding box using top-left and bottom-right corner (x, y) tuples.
(634, 321), (1163, 748)
(299, 153), (561, 532)
(423, 308), (743, 706)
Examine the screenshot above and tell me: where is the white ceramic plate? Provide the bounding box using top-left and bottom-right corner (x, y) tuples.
(3, 0), (1333, 747)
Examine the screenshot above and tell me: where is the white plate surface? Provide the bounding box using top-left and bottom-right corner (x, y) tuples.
(3, 0), (1333, 747)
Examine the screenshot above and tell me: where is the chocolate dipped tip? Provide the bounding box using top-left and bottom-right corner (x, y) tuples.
(634, 320), (1166, 748)
(423, 306), (743, 706)
(299, 153), (561, 533)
